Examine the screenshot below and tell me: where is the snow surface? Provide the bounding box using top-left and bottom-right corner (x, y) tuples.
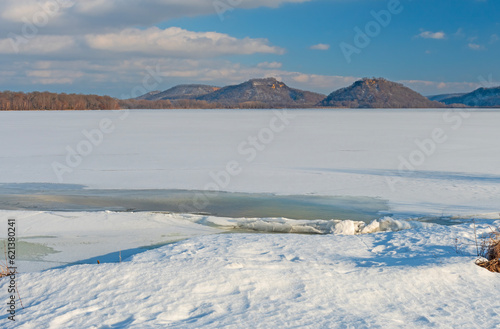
(1, 109), (500, 328)
(1, 220), (499, 328)
(1, 109), (499, 216)
(0, 210), (221, 272)
(0, 210), (444, 273)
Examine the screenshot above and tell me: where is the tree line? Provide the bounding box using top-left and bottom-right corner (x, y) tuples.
(118, 98), (220, 109)
(119, 99), (297, 109)
(0, 91), (306, 110)
(0, 91), (120, 111)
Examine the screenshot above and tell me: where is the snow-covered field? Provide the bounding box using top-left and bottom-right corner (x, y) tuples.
(0, 109), (499, 328)
(1, 220), (500, 328)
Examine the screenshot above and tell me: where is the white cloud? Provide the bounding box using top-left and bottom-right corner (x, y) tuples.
(74, 0), (115, 15)
(490, 34), (499, 44)
(0, 0), (75, 26)
(257, 62), (283, 69)
(3, 56), (485, 98)
(400, 80), (481, 95)
(0, 57), (356, 95)
(0, 0), (311, 31)
(416, 31), (446, 40)
(26, 68), (84, 85)
(468, 43), (485, 50)
(85, 27), (285, 57)
(1, 3), (44, 21)
(289, 74), (357, 92)
(454, 28), (465, 38)
(310, 43), (330, 50)
(71, 0), (312, 17)
(0, 35), (75, 54)
(142, 60), (358, 95)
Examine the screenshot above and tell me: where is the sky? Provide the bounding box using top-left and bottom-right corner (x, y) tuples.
(0, 0), (498, 98)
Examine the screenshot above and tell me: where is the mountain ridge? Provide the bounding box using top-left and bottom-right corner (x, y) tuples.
(195, 78), (326, 107)
(8, 77), (498, 110)
(319, 78), (447, 108)
(427, 93), (467, 102)
(432, 86), (500, 107)
(137, 84), (220, 101)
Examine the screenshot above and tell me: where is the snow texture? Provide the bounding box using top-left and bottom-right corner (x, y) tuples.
(0, 109), (499, 328)
(1, 221), (499, 328)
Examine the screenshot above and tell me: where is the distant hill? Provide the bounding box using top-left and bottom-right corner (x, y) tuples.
(135, 90), (162, 100)
(427, 93), (466, 102)
(6, 77), (489, 111)
(434, 86), (500, 107)
(196, 78), (326, 107)
(319, 78), (447, 108)
(137, 84), (220, 101)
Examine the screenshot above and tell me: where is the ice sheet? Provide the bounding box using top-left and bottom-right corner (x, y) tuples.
(1, 109), (499, 216)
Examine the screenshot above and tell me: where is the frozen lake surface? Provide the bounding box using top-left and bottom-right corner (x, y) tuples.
(1, 109), (499, 217)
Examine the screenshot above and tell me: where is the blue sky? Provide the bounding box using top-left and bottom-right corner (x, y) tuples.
(0, 0), (498, 97)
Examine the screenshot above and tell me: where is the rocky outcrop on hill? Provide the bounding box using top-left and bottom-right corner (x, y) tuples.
(319, 78), (447, 108)
(196, 78), (326, 107)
